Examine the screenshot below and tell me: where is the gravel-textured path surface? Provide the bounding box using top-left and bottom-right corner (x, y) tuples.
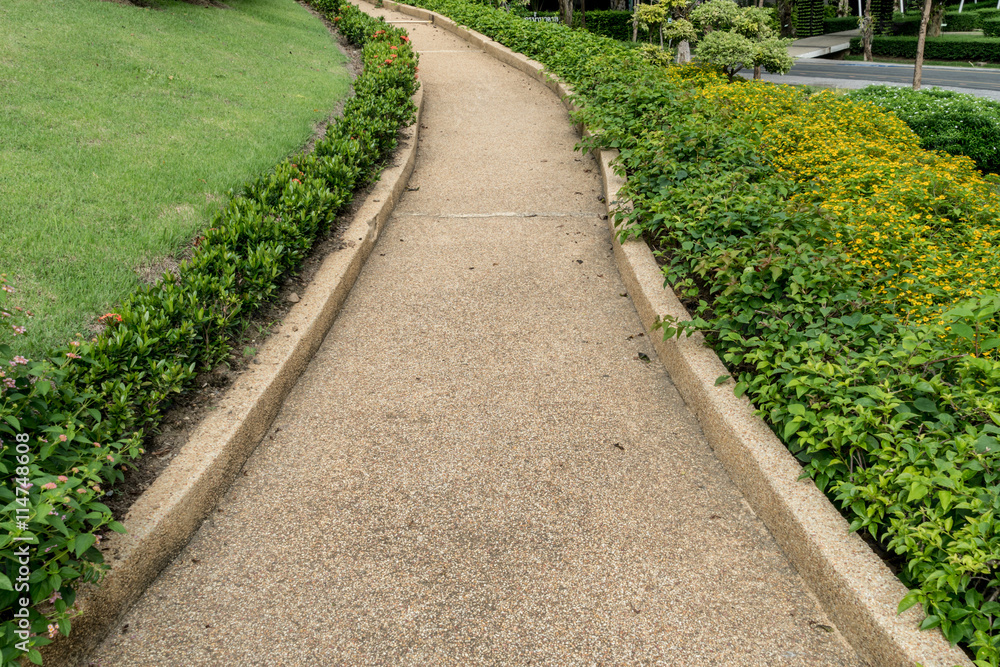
(88, 6), (863, 666)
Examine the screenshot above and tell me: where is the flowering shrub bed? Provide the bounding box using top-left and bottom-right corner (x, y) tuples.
(847, 85), (1000, 176)
(393, 0), (1000, 661)
(0, 2), (416, 662)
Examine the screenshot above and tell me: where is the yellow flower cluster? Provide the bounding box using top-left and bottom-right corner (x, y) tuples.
(695, 81), (1000, 325)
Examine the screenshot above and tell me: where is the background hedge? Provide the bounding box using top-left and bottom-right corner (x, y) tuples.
(823, 15), (859, 32)
(850, 33), (1000, 59)
(943, 10), (982, 30)
(573, 10), (632, 41)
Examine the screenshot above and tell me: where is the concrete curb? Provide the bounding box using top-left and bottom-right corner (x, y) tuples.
(40, 86), (424, 667)
(375, 3), (971, 666)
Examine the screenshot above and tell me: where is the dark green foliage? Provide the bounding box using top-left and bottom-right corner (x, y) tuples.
(891, 14), (923, 34)
(944, 10), (983, 30)
(872, 0), (896, 33)
(979, 8), (1000, 22)
(986, 18), (1000, 36)
(795, 0), (825, 36)
(823, 16), (859, 32)
(850, 33), (1000, 60)
(848, 85), (1000, 175)
(574, 10), (633, 42)
(0, 1), (417, 662)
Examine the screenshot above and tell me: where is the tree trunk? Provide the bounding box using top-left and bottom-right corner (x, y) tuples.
(632, 4), (639, 41)
(754, 64), (762, 78)
(559, 0), (573, 26)
(778, 0), (797, 37)
(861, 0), (874, 60)
(837, 0), (850, 16)
(929, 0), (945, 36)
(675, 39), (691, 63)
(913, 0), (933, 89)
(581, 0), (586, 30)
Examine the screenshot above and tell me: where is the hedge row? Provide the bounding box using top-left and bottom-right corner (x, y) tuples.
(987, 18), (1000, 36)
(0, 1), (416, 663)
(823, 15), (859, 32)
(391, 0), (1000, 662)
(573, 10), (633, 41)
(944, 9), (984, 30)
(850, 33), (1000, 59)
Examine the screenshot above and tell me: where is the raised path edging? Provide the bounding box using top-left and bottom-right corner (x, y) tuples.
(37, 87), (424, 667)
(376, 3), (971, 665)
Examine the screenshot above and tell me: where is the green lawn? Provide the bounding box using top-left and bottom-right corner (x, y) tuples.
(0, 0), (351, 357)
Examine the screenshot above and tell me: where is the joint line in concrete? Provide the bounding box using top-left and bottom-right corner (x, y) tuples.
(396, 211), (601, 219)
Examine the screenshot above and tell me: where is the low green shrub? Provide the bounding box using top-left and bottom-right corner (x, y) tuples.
(574, 10), (632, 41)
(0, 1), (417, 663)
(986, 17), (1000, 36)
(979, 7), (1000, 21)
(847, 85), (1000, 174)
(823, 15), (859, 32)
(890, 11), (985, 33)
(850, 33), (1000, 60)
(944, 9), (983, 30)
(891, 14), (923, 34)
(391, 0), (1000, 661)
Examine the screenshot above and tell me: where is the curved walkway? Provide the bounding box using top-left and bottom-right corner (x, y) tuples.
(89, 5), (862, 665)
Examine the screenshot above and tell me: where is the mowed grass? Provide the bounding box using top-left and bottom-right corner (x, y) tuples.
(0, 0), (350, 357)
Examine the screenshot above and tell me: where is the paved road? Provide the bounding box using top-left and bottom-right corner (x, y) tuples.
(787, 60), (1000, 91)
(87, 3), (862, 666)
(744, 60), (1000, 100)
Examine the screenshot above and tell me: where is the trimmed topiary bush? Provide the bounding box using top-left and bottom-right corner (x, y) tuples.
(985, 17), (1000, 36)
(943, 9), (982, 30)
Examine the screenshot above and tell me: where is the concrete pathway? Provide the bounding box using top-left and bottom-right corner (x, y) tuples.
(788, 30), (858, 59)
(88, 5), (863, 665)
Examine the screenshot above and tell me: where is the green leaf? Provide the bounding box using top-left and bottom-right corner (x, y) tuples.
(714, 374), (730, 386)
(907, 483), (929, 502)
(4, 415), (20, 431)
(28, 648), (43, 665)
(784, 420), (801, 439)
(897, 592), (920, 614)
(919, 615), (940, 630)
(950, 321), (975, 341)
(938, 490), (952, 511)
(73, 533), (96, 558)
(0, 572), (13, 591)
(913, 397), (938, 414)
